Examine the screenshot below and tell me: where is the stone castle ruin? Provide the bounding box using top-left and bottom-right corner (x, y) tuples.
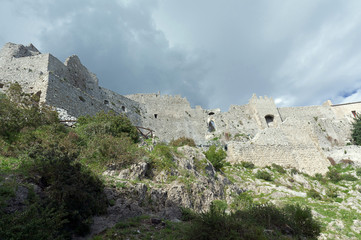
(1, 43), (361, 175)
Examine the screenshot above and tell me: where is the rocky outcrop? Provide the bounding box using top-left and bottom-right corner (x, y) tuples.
(85, 146), (244, 237)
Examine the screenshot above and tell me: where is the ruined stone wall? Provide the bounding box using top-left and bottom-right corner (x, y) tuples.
(1, 42), (360, 174)
(126, 93), (209, 143)
(0, 53), (50, 102)
(0, 43), (143, 124)
(248, 94), (283, 129)
(227, 123), (331, 175)
(278, 105), (335, 121)
(331, 102), (361, 122)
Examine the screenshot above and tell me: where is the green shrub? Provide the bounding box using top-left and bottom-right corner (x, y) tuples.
(79, 134), (145, 171)
(150, 144), (177, 172)
(255, 170), (272, 181)
(186, 203), (321, 240)
(22, 145), (108, 236)
(180, 207), (197, 221)
(0, 83), (58, 141)
(241, 161), (255, 169)
(290, 168), (299, 175)
(0, 200), (69, 240)
(307, 189), (322, 200)
(282, 204), (322, 237)
(351, 114), (361, 145)
(313, 173), (326, 184)
(76, 111), (139, 143)
(271, 163), (286, 174)
(326, 169), (343, 183)
(170, 137), (196, 147)
(230, 192), (253, 211)
(326, 188), (338, 199)
(356, 168), (361, 177)
(341, 173), (358, 181)
(210, 200), (228, 215)
(204, 145), (227, 171)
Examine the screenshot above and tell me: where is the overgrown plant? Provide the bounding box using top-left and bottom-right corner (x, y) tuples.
(204, 145), (227, 171)
(351, 113), (361, 145)
(255, 170), (272, 181)
(186, 202), (321, 240)
(170, 137), (196, 147)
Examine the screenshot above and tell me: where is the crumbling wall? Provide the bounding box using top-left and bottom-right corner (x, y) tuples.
(0, 46), (50, 102)
(248, 94), (282, 129)
(278, 105), (335, 121)
(227, 124), (330, 175)
(126, 93), (209, 143)
(331, 102), (361, 122)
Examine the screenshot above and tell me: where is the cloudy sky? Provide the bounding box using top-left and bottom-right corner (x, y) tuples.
(1, 0), (361, 110)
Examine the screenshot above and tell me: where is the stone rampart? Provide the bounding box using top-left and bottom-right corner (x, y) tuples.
(227, 123), (330, 175)
(1, 42), (361, 174)
(331, 101), (361, 122)
(278, 105), (335, 121)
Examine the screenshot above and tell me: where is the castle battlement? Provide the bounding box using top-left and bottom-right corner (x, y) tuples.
(2, 43), (361, 174)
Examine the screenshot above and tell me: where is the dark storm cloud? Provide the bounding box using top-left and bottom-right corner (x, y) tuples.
(154, 0), (361, 109)
(0, 0), (210, 107)
(2, 0), (361, 110)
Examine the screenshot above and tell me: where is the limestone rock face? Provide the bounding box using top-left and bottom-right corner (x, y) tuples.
(92, 146), (243, 237)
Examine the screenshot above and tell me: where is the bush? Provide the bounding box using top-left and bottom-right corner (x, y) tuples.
(326, 169), (342, 183)
(313, 173), (326, 184)
(0, 200), (68, 240)
(186, 203), (321, 240)
(150, 144), (177, 172)
(271, 163), (286, 174)
(77, 111), (139, 143)
(241, 161), (255, 169)
(290, 168), (299, 175)
(356, 168), (361, 177)
(79, 134), (145, 171)
(341, 174), (358, 181)
(307, 189), (322, 200)
(22, 145), (108, 236)
(180, 207), (197, 221)
(326, 188), (338, 199)
(170, 137), (196, 147)
(204, 145), (227, 171)
(351, 114), (361, 145)
(0, 83), (58, 141)
(255, 170), (272, 181)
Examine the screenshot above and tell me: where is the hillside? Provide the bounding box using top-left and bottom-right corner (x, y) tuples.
(1, 85), (361, 240)
(2, 43), (361, 239)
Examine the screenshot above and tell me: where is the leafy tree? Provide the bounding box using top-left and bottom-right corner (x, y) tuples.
(351, 114), (361, 145)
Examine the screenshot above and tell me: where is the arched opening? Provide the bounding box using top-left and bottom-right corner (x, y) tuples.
(265, 115), (274, 127)
(208, 112), (215, 116)
(154, 114), (158, 119)
(208, 120), (216, 132)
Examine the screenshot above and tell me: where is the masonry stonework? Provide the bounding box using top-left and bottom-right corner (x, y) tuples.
(2, 43), (361, 174)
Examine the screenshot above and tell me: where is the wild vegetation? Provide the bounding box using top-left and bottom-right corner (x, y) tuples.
(351, 114), (361, 145)
(2, 83), (361, 239)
